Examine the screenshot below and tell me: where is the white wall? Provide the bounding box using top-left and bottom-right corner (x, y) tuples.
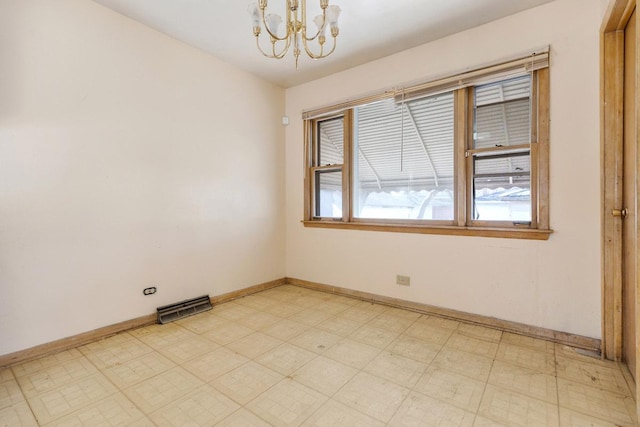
(285, 0), (602, 339)
(0, 0), (286, 355)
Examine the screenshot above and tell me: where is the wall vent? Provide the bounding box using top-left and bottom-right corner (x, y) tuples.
(156, 295), (212, 324)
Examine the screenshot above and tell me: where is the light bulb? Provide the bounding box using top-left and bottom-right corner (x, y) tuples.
(247, 2), (261, 27)
(326, 4), (341, 28)
(313, 14), (326, 36)
(265, 13), (283, 35)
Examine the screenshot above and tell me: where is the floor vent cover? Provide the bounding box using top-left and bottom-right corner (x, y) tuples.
(156, 295), (212, 324)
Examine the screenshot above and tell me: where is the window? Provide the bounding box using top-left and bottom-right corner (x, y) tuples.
(303, 51), (551, 240)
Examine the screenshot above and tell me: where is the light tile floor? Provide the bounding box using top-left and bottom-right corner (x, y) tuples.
(0, 285), (637, 426)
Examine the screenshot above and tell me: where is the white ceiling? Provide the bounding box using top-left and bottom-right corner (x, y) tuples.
(92, 0), (555, 88)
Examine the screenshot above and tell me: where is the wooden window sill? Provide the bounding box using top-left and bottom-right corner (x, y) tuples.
(302, 220), (553, 240)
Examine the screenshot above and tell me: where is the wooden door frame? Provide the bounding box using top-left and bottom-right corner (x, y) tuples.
(602, 0), (635, 363)
(602, 5), (640, 418)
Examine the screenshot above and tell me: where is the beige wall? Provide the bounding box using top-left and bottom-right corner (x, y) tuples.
(0, 0), (286, 355)
(285, 0), (603, 338)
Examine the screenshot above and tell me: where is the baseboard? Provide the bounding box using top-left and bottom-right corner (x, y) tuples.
(0, 276), (601, 368)
(0, 314), (157, 369)
(209, 278), (286, 305)
(285, 277), (602, 353)
(0, 277), (287, 368)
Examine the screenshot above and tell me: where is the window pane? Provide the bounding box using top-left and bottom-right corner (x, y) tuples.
(473, 154), (531, 222)
(315, 170), (342, 218)
(317, 118), (344, 166)
(474, 75), (531, 149)
(353, 93), (455, 220)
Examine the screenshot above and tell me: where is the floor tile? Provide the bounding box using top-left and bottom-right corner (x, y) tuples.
(557, 378), (637, 427)
(123, 367), (204, 413)
(12, 349), (84, 378)
(554, 343), (608, 366)
(316, 317), (361, 337)
(619, 362), (636, 401)
(325, 294), (360, 307)
(488, 360), (557, 404)
(211, 362), (282, 405)
(236, 311), (284, 330)
(478, 384), (559, 426)
(323, 339), (380, 369)
(559, 407), (626, 427)
(301, 399), (385, 427)
(367, 312), (416, 334)
(445, 333), (499, 358)
(556, 356), (631, 395)
(386, 335), (442, 365)
(80, 336), (153, 370)
(262, 319), (310, 341)
(28, 373), (118, 424)
(43, 393), (145, 427)
(149, 384), (239, 426)
(333, 372), (410, 423)
(262, 302), (305, 318)
(200, 321), (255, 346)
(246, 378), (327, 426)
(313, 300), (351, 316)
(262, 287), (303, 303)
(256, 343), (316, 376)
(457, 323), (503, 342)
(102, 352), (175, 389)
(216, 408), (272, 426)
(495, 342), (555, 375)
(233, 294), (278, 312)
(18, 357), (98, 398)
(339, 306), (382, 323)
(364, 351), (427, 388)
(0, 369), (13, 383)
(292, 356), (357, 397)
(290, 328), (342, 354)
(288, 309), (334, 327)
(403, 322), (454, 345)
(0, 401), (39, 427)
(348, 324), (399, 349)
(0, 379), (26, 410)
(388, 391), (475, 427)
(419, 315), (461, 330)
(183, 347), (249, 382)
(413, 366), (486, 413)
(175, 312), (229, 334)
(501, 332), (555, 353)
(128, 323), (196, 349)
(473, 415), (509, 426)
(351, 300), (389, 314)
(226, 331), (284, 359)
(430, 348), (494, 382)
(116, 418), (156, 427)
(384, 307), (421, 321)
(153, 334), (219, 364)
(213, 302), (259, 322)
(290, 294), (332, 309)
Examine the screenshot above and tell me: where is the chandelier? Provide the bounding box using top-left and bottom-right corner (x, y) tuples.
(248, 0), (341, 67)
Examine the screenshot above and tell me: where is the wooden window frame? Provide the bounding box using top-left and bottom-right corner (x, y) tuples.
(303, 61), (551, 241)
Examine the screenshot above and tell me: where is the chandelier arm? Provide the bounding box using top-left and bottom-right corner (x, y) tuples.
(255, 36), (290, 59)
(259, 4), (291, 41)
(272, 32), (293, 58)
(301, 34), (337, 59)
(301, 10), (325, 42)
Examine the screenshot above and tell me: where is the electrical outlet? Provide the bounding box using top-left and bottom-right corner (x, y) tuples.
(396, 275), (410, 286)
